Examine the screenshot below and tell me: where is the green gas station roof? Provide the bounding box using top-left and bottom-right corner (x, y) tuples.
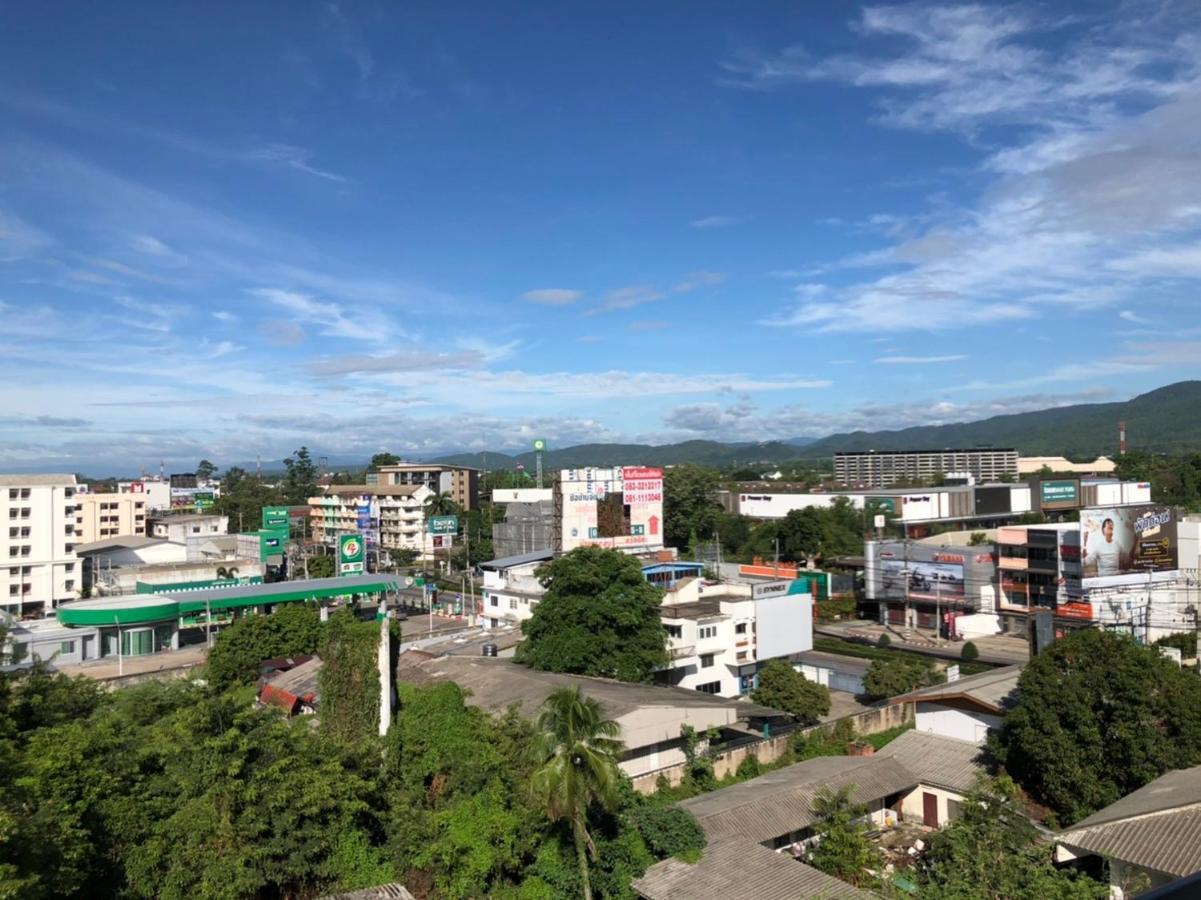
(57, 574), (402, 627)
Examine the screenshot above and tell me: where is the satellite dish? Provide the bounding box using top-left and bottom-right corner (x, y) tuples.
(404, 576), (414, 587)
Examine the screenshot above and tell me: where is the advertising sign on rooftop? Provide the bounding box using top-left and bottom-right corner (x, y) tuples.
(1080, 505), (1178, 587)
(1040, 480), (1079, 509)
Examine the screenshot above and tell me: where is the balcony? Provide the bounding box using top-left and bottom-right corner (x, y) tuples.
(669, 644), (696, 660)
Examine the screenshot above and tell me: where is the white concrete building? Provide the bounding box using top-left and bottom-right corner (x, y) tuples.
(0, 474), (82, 616)
(309, 485), (436, 560)
(148, 513), (229, 544)
(116, 479), (172, 512)
(658, 578), (814, 698)
(479, 549), (553, 630)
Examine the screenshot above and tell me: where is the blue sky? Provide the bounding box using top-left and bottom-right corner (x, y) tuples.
(2, 1), (1200, 472)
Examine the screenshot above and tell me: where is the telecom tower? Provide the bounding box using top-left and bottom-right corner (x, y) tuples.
(533, 438), (546, 488)
(1119, 421), (1127, 455)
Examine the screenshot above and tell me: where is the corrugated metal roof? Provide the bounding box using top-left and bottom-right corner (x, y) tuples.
(632, 839), (876, 900)
(0, 473), (76, 486)
(1059, 807), (1201, 878)
(682, 755), (917, 845)
(1058, 765), (1201, 878)
(159, 573), (401, 603)
(74, 536), (173, 553)
(875, 729), (986, 794)
(317, 885), (415, 900)
(892, 665), (1023, 713)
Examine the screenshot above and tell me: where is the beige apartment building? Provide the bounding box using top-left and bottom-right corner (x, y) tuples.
(375, 463), (480, 511)
(0, 474), (82, 616)
(309, 485), (436, 559)
(74, 492), (148, 543)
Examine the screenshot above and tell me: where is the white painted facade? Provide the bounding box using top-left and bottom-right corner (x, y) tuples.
(0, 474), (82, 615)
(149, 514), (229, 544)
(894, 784), (964, 829)
(309, 486), (436, 559)
(915, 702), (1001, 744)
(481, 560), (544, 630)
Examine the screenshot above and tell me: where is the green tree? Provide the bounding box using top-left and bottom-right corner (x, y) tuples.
(204, 604), (323, 690)
(370, 452), (400, 470)
(214, 465), (283, 534)
(961, 640), (980, 660)
(529, 686), (624, 900)
(307, 553), (335, 579)
(996, 629), (1201, 824)
(805, 784), (875, 886)
(663, 464), (722, 550)
(282, 446), (319, 505)
(195, 459), (217, 481)
(387, 547), (419, 568)
(514, 547), (668, 682)
(424, 491), (461, 518)
(627, 805), (706, 861)
(751, 659), (831, 725)
(919, 776), (1107, 899)
(862, 657), (935, 700)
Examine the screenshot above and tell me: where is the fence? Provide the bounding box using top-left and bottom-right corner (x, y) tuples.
(629, 700), (914, 794)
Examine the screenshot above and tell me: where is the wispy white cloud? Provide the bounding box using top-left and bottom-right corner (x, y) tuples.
(690, 215), (742, 228)
(600, 284), (665, 312)
(249, 144), (347, 183)
(522, 288), (582, 305)
(212, 310), (237, 322)
(0, 209), (52, 261)
(875, 354), (967, 364)
(253, 287), (388, 342)
(626, 320), (671, 332)
(672, 271), (725, 293)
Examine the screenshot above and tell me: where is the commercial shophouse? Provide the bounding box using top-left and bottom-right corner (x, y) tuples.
(0, 474), (82, 617)
(864, 538), (999, 635)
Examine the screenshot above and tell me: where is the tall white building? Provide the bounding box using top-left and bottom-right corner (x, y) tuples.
(309, 485), (436, 559)
(0, 474), (82, 617)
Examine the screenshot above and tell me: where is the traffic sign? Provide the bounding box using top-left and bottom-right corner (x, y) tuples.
(429, 515), (458, 535)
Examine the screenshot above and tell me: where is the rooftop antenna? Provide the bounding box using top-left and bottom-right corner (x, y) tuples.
(159, 460), (165, 480)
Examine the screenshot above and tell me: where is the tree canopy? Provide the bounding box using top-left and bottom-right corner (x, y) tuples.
(862, 657), (940, 701)
(996, 628), (1201, 824)
(515, 547), (668, 682)
(662, 464), (722, 550)
(750, 659), (830, 725)
(204, 603), (324, 690)
(919, 776), (1106, 899)
(282, 446), (319, 505)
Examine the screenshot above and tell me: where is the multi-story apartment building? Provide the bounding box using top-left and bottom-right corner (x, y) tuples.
(74, 492), (147, 543)
(0, 474), (81, 616)
(834, 449), (1018, 487)
(375, 463), (479, 511)
(308, 485), (435, 559)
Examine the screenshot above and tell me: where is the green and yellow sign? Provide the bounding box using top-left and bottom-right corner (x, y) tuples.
(339, 534), (365, 576)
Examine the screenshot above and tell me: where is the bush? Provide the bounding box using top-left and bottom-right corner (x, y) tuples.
(629, 805), (707, 860)
(205, 603), (322, 690)
(1156, 632), (1198, 659)
(961, 641), (980, 661)
(876, 633), (891, 648)
(751, 659), (831, 725)
(735, 753), (762, 780)
(862, 657), (931, 700)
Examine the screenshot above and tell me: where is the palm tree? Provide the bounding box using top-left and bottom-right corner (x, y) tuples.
(529, 686), (625, 900)
(423, 491), (460, 518)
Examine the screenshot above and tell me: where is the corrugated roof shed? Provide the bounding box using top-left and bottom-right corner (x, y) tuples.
(632, 839), (876, 900)
(1058, 765), (1201, 878)
(681, 755), (917, 845)
(317, 885), (415, 900)
(875, 729), (987, 794)
(892, 665), (1023, 714)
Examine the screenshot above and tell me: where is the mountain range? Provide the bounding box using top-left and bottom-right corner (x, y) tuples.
(430, 381), (1201, 470)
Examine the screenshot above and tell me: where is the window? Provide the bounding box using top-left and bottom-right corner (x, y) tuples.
(700, 653), (715, 668)
(6, 489), (15, 500)
(736, 651), (747, 661)
(735, 623), (747, 634)
(698, 624), (718, 640)
(509, 598), (518, 610)
(695, 681), (722, 694)
(192, 526), (200, 534)
(60, 641), (75, 655)
(65, 580), (74, 590)
(19, 546), (29, 557)
(19, 489), (29, 499)
(664, 624), (683, 639)
(490, 596), (499, 607)
(7, 585), (16, 596)
(7, 528), (15, 538)
(65, 563), (74, 572)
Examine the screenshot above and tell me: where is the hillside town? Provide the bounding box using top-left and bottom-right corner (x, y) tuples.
(3, 436), (1201, 898)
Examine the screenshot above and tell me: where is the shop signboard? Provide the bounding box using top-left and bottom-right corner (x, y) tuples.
(339, 534), (365, 576)
(1080, 505), (1178, 587)
(429, 515), (458, 535)
(1040, 480), (1079, 509)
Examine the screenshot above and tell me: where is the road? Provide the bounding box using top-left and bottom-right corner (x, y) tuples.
(816, 619), (1030, 666)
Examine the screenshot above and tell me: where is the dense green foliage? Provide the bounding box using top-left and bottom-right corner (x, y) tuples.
(662, 464), (723, 549)
(1115, 448), (1201, 510)
(961, 641), (979, 660)
(997, 629), (1201, 824)
(862, 656), (942, 700)
(307, 552), (335, 578)
(516, 547), (668, 682)
(812, 636), (994, 676)
(750, 659), (831, 725)
(734, 498), (865, 563)
(318, 612), (385, 746)
(1155, 630), (1198, 658)
(627, 805), (706, 861)
(213, 464), (284, 535)
(918, 777), (1107, 899)
(203, 603), (323, 690)
(805, 785), (875, 885)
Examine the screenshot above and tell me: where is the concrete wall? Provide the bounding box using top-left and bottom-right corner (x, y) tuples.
(896, 784), (964, 828)
(915, 702), (1001, 743)
(629, 701), (914, 794)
